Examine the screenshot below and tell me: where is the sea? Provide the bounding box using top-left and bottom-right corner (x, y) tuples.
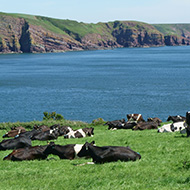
(0, 46), (190, 123)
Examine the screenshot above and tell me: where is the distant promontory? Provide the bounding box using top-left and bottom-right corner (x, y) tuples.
(0, 12), (190, 54)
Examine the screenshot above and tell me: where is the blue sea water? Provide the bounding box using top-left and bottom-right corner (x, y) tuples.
(0, 46), (190, 123)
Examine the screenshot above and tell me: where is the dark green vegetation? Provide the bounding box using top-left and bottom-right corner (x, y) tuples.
(0, 12), (190, 53)
(0, 120), (190, 190)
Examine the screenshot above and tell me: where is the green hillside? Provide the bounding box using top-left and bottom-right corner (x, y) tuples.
(0, 12), (190, 53)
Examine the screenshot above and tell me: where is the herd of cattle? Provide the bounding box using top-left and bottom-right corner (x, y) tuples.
(0, 124), (141, 164)
(0, 112), (190, 164)
(104, 113), (190, 136)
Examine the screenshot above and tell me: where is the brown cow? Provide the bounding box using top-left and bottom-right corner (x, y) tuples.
(132, 121), (158, 130)
(3, 145), (48, 161)
(3, 127), (26, 138)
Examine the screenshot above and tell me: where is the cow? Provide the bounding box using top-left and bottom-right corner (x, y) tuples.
(33, 125), (50, 132)
(127, 114), (145, 123)
(2, 126), (26, 138)
(132, 121), (158, 130)
(158, 122), (187, 133)
(104, 119), (126, 130)
(64, 127), (94, 139)
(170, 122), (187, 132)
(186, 111), (190, 137)
(57, 126), (74, 136)
(77, 142), (141, 164)
(43, 141), (95, 160)
(3, 145), (48, 161)
(167, 115), (186, 123)
(0, 136), (31, 151)
(157, 123), (172, 133)
(18, 129), (42, 139)
(31, 128), (60, 141)
(147, 117), (162, 126)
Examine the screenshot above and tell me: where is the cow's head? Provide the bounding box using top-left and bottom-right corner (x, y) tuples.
(43, 142), (56, 156)
(77, 141), (95, 157)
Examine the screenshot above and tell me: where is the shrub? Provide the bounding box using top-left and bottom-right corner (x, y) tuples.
(43, 112), (64, 121)
(91, 118), (106, 126)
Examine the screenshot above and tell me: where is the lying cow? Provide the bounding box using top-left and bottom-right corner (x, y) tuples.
(104, 119), (126, 130)
(57, 126), (74, 136)
(186, 111), (190, 137)
(3, 145), (48, 161)
(0, 136), (31, 151)
(127, 114), (145, 123)
(157, 122), (186, 133)
(3, 126), (26, 138)
(167, 115), (186, 123)
(64, 127), (94, 139)
(31, 128), (60, 141)
(132, 121), (158, 130)
(147, 117), (162, 126)
(106, 121), (137, 130)
(33, 125), (50, 132)
(77, 142), (141, 164)
(43, 141), (95, 160)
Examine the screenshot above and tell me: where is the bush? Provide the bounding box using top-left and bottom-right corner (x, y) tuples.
(91, 118), (106, 126)
(43, 112), (64, 121)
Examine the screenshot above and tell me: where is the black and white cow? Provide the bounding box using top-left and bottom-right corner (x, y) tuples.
(104, 119), (126, 130)
(31, 128), (60, 141)
(43, 141), (95, 160)
(77, 142), (141, 164)
(0, 136), (32, 151)
(157, 122), (186, 133)
(167, 115), (186, 123)
(64, 127), (94, 139)
(127, 114), (145, 123)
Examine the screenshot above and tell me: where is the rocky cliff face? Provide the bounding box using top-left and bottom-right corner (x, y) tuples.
(0, 13), (190, 54)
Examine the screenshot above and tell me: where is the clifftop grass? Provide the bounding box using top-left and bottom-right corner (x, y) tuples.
(0, 120), (189, 190)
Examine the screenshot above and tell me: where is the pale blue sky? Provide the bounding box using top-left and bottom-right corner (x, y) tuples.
(1, 0), (190, 23)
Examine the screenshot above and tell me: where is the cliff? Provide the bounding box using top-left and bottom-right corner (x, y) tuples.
(0, 12), (190, 54)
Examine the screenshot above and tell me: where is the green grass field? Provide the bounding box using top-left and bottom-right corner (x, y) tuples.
(0, 120), (190, 190)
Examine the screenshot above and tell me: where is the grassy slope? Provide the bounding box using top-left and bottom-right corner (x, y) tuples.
(153, 24), (190, 36)
(0, 120), (190, 190)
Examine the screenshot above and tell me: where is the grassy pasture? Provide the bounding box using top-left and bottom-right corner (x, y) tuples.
(0, 121), (190, 190)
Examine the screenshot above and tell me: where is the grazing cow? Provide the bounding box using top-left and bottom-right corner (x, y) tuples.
(3, 126), (26, 138)
(127, 114), (145, 123)
(3, 145), (48, 161)
(167, 115), (186, 123)
(158, 122), (187, 133)
(0, 136), (31, 151)
(132, 121), (158, 130)
(31, 128), (60, 141)
(77, 142), (141, 164)
(147, 117), (162, 126)
(43, 141), (95, 160)
(64, 127), (94, 139)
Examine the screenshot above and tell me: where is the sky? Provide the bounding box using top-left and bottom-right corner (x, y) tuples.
(1, 0), (190, 24)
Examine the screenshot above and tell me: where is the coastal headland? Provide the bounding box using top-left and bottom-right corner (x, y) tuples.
(0, 12), (190, 54)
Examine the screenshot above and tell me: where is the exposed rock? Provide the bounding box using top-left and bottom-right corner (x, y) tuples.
(0, 13), (190, 54)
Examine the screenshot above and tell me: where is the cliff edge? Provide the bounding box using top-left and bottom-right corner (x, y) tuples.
(0, 12), (189, 53)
